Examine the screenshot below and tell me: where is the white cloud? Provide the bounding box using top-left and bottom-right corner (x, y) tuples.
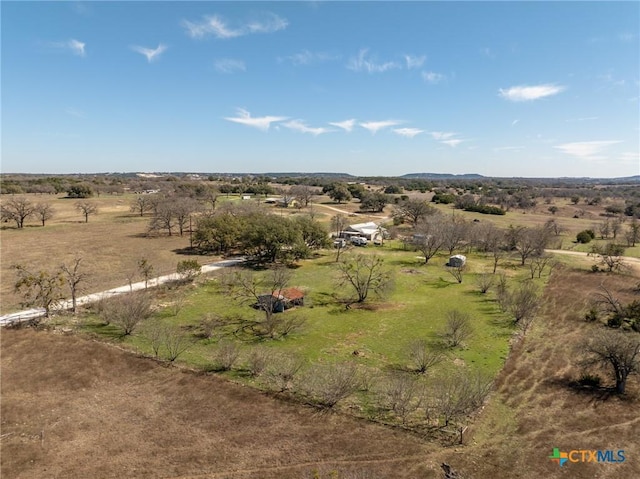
(281, 50), (340, 66)
(360, 120), (402, 134)
(499, 84), (566, 101)
(51, 39), (85, 56)
(224, 108), (288, 131)
(182, 12), (288, 39)
(393, 128), (423, 138)
(214, 58), (246, 73)
(65, 107), (85, 118)
(511, 119), (520, 127)
(554, 140), (621, 160)
(619, 32), (637, 42)
(422, 71), (445, 84)
(283, 120), (333, 136)
(347, 49), (400, 73)
(441, 139), (464, 147)
(404, 54), (426, 69)
(618, 152), (639, 164)
(430, 131), (457, 141)
(328, 119), (356, 132)
(494, 146), (524, 152)
(131, 44), (167, 63)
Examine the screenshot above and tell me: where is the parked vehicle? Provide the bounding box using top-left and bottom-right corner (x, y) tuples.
(333, 238), (347, 248)
(351, 236), (368, 246)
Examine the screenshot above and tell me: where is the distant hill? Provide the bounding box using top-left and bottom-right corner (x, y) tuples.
(400, 173), (486, 179)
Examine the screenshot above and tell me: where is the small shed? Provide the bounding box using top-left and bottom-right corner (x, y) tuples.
(255, 287), (305, 313)
(448, 255), (467, 267)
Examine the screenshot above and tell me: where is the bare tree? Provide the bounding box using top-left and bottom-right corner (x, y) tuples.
(441, 310), (474, 348)
(510, 226), (550, 265)
(507, 281), (541, 332)
(407, 339), (444, 374)
(290, 184), (316, 208)
(626, 218), (640, 247)
(34, 202), (55, 226)
(266, 353), (305, 392)
(75, 201), (98, 223)
(100, 292), (153, 336)
(582, 329), (640, 394)
(13, 264), (65, 317)
(61, 257), (88, 314)
(337, 254), (393, 305)
(530, 254), (556, 279)
(475, 273), (494, 294)
(377, 372), (422, 424)
(1, 197), (35, 228)
(442, 217), (469, 255)
(148, 198), (175, 236)
(446, 264), (465, 284)
(428, 370), (492, 427)
(393, 199), (436, 227)
(592, 243), (626, 272)
(130, 195), (155, 217)
(223, 267), (300, 339)
(411, 217), (446, 264)
(162, 325), (194, 362)
(301, 362), (361, 408)
(211, 341), (241, 371)
(137, 257), (154, 289)
(331, 214), (348, 238)
(246, 346), (272, 377)
(173, 197), (200, 236)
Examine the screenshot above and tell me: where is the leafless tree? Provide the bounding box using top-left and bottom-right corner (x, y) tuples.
(407, 339), (444, 374)
(75, 201), (97, 223)
(530, 254), (556, 279)
(441, 310), (474, 348)
(100, 292), (153, 336)
(393, 199), (436, 227)
(212, 340), (241, 371)
(137, 257), (154, 289)
(331, 213), (348, 238)
(276, 187), (296, 208)
(130, 195), (155, 216)
(266, 353), (305, 392)
(246, 346), (272, 377)
(582, 329), (640, 394)
(173, 197), (200, 236)
(302, 362), (361, 408)
(506, 281), (541, 331)
(626, 218), (640, 247)
(446, 264), (465, 284)
(13, 264), (64, 317)
(148, 198), (175, 236)
(290, 184), (317, 208)
(475, 273), (494, 294)
(222, 267), (302, 339)
(34, 202), (55, 226)
(412, 217), (446, 264)
(161, 325), (194, 362)
(1, 197), (35, 228)
(592, 284), (624, 317)
(597, 219), (611, 239)
(142, 319), (165, 358)
(509, 226), (550, 265)
(377, 372), (422, 423)
(544, 218), (565, 237)
(442, 217), (469, 255)
(495, 273), (510, 313)
(61, 256), (88, 313)
(337, 254), (393, 305)
(592, 243), (626, 272)
(427, 370), (492, 427)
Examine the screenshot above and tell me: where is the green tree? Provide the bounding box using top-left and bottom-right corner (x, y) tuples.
(13, 265), (65, 317)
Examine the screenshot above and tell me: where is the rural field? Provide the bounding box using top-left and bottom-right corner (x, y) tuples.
(2, 178), (640, 479)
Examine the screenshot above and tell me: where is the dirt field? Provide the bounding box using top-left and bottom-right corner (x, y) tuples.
(1, 328), (443, 479)
(442, 268), (640, 478)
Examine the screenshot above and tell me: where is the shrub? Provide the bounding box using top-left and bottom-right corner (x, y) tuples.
(576, 230), (593, 244)
(584, 307), (599, 322)
(578, 373), (601, 388)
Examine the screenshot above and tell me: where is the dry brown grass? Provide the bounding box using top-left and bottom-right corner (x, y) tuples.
(439, 267), (640, 479)
(0, 194), (218, 313)
(0, 328), (443, 479)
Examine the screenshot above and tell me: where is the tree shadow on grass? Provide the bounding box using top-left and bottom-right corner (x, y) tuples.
(545, 376), (620, 402)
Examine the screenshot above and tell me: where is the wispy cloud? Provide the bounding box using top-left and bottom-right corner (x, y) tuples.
(329, 119), (356, 132)
(422, 71), (446, 84)
(554, 140), (621, 160)
(224, 108), (288, 131)
(393, 128), (423, 138)
(481, 47), (496, 59)
(499, 84), (566, 102)
(618, 151), (639, 164)
(430, 131), (465, 147)
(494, 146), (524, 152)
(598, 73), (626, 87)
(360, 120), (402, 134)
(131, 44), (167, 63)
(404, 54), (426, 69)
(618, 32), (637, 42)
(51, 39), (85, 57)
(283, 120), (333, 136)
(511, 119), (520, 127)
(280, 50), (340, 66)
(65, 107), (85, 118)
(182, 12), (288, 39)
(214, 58), (246, 73)
(347, 49), (400, 73)
(565, 116), (598, 122)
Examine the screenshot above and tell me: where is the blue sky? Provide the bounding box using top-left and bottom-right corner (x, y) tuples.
(2, 1), (639, 177)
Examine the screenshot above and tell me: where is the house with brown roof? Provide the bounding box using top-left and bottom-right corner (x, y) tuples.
(255, 287), (305, 313)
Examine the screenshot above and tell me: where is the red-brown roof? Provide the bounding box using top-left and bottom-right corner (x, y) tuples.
(274, 288), (305, 301)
